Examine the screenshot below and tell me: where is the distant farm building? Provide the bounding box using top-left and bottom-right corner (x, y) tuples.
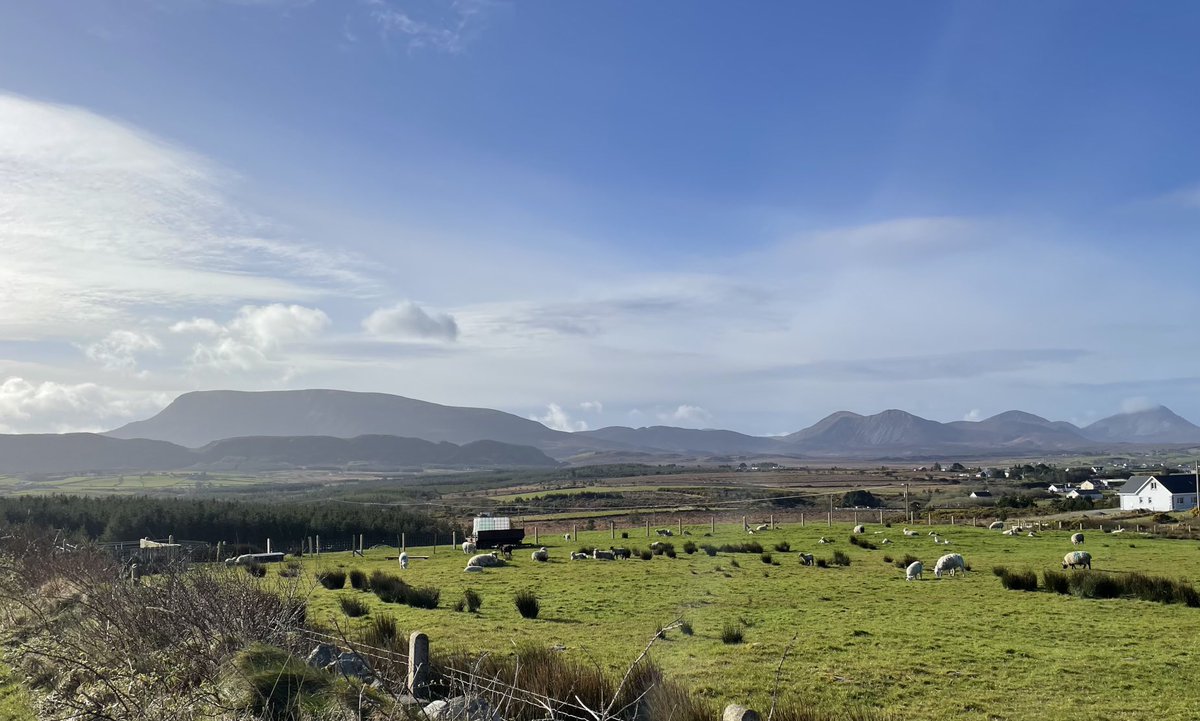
(1119, 474), (1200, 512)
(1066, 489), (1103, 502)
(970, 490), (992, 499)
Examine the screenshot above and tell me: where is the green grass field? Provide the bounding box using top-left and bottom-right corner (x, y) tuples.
(295, 522), (1200, 721)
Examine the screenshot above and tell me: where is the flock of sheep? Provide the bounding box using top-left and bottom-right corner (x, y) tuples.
(420, 523), (1098, 579)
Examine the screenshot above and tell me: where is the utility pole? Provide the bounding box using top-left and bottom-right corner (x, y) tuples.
(1194, 460), (1198, 514)
(904, 483), (910, 523)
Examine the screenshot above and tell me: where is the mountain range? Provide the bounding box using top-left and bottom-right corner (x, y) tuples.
(4, 389), (1199, 474)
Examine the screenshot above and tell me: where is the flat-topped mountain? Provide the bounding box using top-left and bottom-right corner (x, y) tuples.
(107, 389), (602, 453)
(576, 425), (784, 454)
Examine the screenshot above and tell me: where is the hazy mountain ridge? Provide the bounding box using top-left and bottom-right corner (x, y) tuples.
(94, 389), (1200, 461)
(0, 433), (558, 474)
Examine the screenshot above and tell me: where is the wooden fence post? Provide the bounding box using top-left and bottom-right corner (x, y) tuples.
(611, 521), (615, 540)
(409, 631), (431, 700)
(711, 515), (716, 533)
(800, 513), (805, 527)
(572, 524), (577, 541)
(678, 518), (683, 535)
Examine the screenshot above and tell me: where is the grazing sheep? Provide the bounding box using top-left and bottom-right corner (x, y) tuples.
(905, 560), (923, 581)
(593, 549), (616, 561)
(564, 533), (572, 541)
(1027, 531), (1037, 538)
(399, 552), (409, 570)
(499, 544), (514, 560)
(928, 531), (937, 536)
(1002, 528), (1018, 536)
(755, 524), (770, 532)
(1071, 533), (1085, 546)
(463, 565), (484, 573)
(610, 547), (632, 559)
(462, 541), (477, 555)
(531, 547), (549, 562)
(570, 552), (589, 561)
(798, 553), (815, 566)
(467, 552), (503, 568)
(1111, 528), (1126, 535)
(988, 521), (1004, 530)
(656, 529), (673, 537)
(818, 537), (831, 544)
(853, 525), (865, 534)
(1062, 551), (1092, 570)
(881, 538), (892, 545)
(933, 553), (967, 578)
(902, 528), (918, 537)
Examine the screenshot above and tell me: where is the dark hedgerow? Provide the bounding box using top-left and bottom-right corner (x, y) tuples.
(515, 589), (540, 619)
(316, 569), (346, 590)
(717, 542), (763, 554)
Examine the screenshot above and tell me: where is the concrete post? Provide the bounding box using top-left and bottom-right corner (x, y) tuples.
(452, 530), (456, 548)
(879, 509), (884, 523)
(800, 513), (805, 527)
(316, 535), (320, 557)
(408, 631), (430, 700)
(711, 515), (716, 533)
(266, 538), (271, 554)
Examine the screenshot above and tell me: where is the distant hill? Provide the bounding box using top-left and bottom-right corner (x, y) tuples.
(0, 434), (194, 474)
(784, 409), (968, 452)
(0, 433), (557, 474)
(1082, 406), (1200, 445)
(576, 426), (785, 454)
(106, 389), (613, 456)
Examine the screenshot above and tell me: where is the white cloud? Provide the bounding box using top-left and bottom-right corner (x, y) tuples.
(82, 330), (161, 372)
(364, 0), (492, 54)
(531, 403), (588, 432)
(963, 409), (983, 422)
(1119, 397), (1158, 414)
(173, 304), (330, 373)
(363, 301), (459, 342)
(579, 400), (603, 413)
(0, 377), (167, 433)
(0, 92), (373, 339)
(660, 404), (711, 425)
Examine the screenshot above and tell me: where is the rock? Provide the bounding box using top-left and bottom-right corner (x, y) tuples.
(305, 643), (338, 669)
(723, 704), (761, 721)
(326, 651), (374, 682)
(424, 695), (500, 721)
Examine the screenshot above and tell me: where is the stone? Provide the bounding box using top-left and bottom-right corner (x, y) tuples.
(326, 651), (374, 682)
(423, 695), (500, 721)
(305, 643), (338, 669)
(723, 704), (761, 721)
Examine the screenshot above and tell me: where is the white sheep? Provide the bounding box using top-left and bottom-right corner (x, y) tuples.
(818, 537), (831, 544)
(755, 523), (770, 532)
(881, 538), (892, 545)
(531, 547), (549, 562)
(399, 552), (409, 570)
(462, 541), (477, 555)
(564, 533), (572, 541)
(593, 549), (616, 560)
(656, 529), (674, 537)
(1111, 528), (1126, 535)
(853, 525), (865, 534)
(467, 552), (503, 568)
(570, 552), (589, 560)
(463, 565), (484, 573)
(933, 553), (967, 578)
(1002, 528), (1018, 536)
(905, 560), (923, 581)
(1071, 532), (1084, 546)
(988, 521), (1004, 530)
(1062, 551), (1091, 570)
(902, 528), (918, 537)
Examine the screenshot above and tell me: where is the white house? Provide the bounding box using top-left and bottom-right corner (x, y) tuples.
(970, 490), (993, 499)
(1066, 489), (1103, 502)
(1118, 474), (1200, 512)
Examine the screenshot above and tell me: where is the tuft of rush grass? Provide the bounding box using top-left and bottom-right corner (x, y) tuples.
(338, 595), (369, 617)
(299, 522), (1200, 721)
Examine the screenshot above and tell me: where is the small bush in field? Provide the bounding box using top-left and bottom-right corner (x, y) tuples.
(245, 562), (267, 578)
(515, 589), (540, 619)
(996, 568), (1038, 592)
(702, 545), (718, 556)
(773, 541), (790, 552)
(832, 550), (851, 566)
(893, 554), (919, 569)
(339, 595), (369, 617)
(349, 569), (368, 590)
(721, 623), (744, 644)
(760, 552), (773, 564)
(363, 614), (399, 647)
(463, 588), (482, 612)
(316, 569), (346, 589)
(682, 540), (697, 554)
(405, 586), (440, 609)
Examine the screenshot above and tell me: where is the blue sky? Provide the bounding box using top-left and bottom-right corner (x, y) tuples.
(1, 1), (1199, 435)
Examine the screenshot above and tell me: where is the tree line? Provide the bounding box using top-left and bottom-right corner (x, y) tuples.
(0, 494), (460, 548)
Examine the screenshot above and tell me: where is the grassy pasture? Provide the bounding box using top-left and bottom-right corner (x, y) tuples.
(300, 522), (1200, 721)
